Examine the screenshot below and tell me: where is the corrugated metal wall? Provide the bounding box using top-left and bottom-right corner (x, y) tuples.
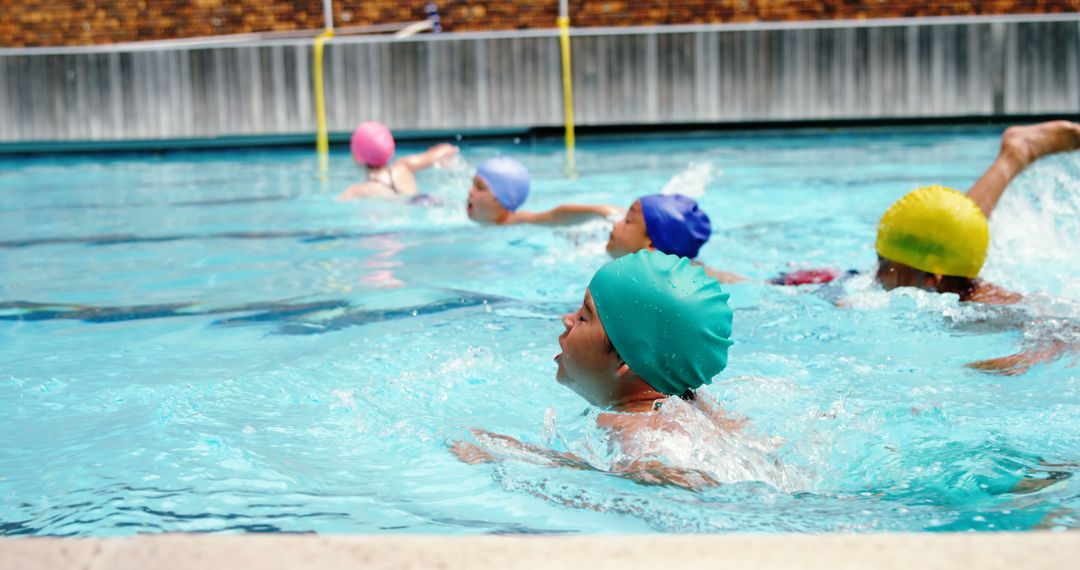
(1, 18), (1078, 143)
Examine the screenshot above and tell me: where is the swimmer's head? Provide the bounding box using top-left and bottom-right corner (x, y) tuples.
(556, 250), (733, 407)
(607, 194), (711, 259)
(351, 121), (396, 168)
(606, 199), (653, 258)
(875, 185), (989, 285)
(470, 157), (530, 221)
(467, 173), (510, 224)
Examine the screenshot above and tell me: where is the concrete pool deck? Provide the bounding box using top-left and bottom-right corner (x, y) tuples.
(3, 532), (1079, 569)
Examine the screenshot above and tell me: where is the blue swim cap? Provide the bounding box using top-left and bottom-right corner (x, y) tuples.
(639, 194), (712, 259)
(477, 157), (530, 211)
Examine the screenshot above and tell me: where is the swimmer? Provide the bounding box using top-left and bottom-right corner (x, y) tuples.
(861, 121), (1080, 373)
(451, 250), (760, 490)
(606, 193), (746, 283)
(466, 157), (619, 225)
(770, 121), (1080, 295)
(337, 121), (458, 202)
(873, 120), (1080, 303)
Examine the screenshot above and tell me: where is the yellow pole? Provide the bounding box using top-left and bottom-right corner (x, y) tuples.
(557, 14), (576, 175)
(314, 29), (335, 177)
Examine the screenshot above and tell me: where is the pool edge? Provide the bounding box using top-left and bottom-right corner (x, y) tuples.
(3, 532), (1078, 569)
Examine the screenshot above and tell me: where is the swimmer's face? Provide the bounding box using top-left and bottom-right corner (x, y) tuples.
(555, 290), (633, 407)
(606, 200), (653, 258)
(875, 256), (940, 292)
(467, 175), (508, 224)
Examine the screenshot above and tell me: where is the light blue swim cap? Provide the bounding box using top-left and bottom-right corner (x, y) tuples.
(589, 250), (734, 396)
(477, 157), (530, 211)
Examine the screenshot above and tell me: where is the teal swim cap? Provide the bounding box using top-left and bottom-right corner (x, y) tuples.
(588, 250), (734, 396)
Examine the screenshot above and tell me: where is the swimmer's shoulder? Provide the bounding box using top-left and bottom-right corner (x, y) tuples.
(337, 181), (390, 201)
(966, 281), (1023, 305)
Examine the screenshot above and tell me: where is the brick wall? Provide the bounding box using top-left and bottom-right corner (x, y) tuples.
(3, 1), (1079, 47)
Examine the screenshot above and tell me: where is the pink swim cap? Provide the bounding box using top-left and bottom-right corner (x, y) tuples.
(350, 121), (395, 167)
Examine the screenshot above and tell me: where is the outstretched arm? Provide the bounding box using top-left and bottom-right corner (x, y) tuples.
(967, 339), (1078, 376)
(966, 121), (1080, 218)
(449, 429), (720, 491)
(398, 143), (459, 173)
(508, 204), (620, 226)
(691, 261), (747, 284)
(450, 429), (594, 470)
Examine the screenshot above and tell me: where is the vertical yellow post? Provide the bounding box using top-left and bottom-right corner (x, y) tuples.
(557, 0), (576, 175)
(313, 29), (335, 177)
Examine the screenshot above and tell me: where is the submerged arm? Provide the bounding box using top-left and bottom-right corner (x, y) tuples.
(968, 339), (1078, 377)
(450, 429), (594, 470)
(450, 430), (720, 491)
(613, 459), (722, 491)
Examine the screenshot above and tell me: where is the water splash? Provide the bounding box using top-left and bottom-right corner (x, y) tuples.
(660, 162), (715, 198)
(984, 153), (1080, 299)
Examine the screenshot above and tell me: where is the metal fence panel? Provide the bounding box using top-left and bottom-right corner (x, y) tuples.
(1, 19), (1078, 143)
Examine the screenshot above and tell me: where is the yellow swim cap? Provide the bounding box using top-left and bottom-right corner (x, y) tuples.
(875, 185), (989, 279)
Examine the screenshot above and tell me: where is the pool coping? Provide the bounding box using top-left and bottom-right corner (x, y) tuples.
(4, 113), (1080, 156)
(3, 532), (1079, 569)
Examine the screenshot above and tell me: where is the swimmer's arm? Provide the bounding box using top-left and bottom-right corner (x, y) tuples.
(691, 261), (748, 284)
(398, 143), (459, 172)
(450, 431), (719, 491)
(966, 281), (1023, 305)
(613, 459), (721, 491)
(449, 430), (594, 470)
(967, 339), (1078, 376)
(508, 204), (620, 226)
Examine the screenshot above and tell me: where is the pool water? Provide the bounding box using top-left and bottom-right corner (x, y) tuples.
(1, 127), (1078, 536)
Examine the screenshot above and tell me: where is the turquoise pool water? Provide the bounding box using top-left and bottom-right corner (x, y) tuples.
(1, 127), (1078, 536)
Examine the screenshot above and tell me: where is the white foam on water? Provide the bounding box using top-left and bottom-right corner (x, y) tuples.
(661, 162), (715, 198)
(983, 154), (1080, 299)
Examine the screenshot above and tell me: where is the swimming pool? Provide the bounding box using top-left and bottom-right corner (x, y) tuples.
(1, 127), (1078, 536)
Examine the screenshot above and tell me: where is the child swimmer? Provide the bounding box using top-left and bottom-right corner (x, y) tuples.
(868, 120), (1080, 373)
(466, 157), (620, 225)
(451, 250), (779, 490)
(337, 121), (459, 202)
(606, 193), (746, 283)
(469, 160), (748, 285)
(873, 120), (1080, 302)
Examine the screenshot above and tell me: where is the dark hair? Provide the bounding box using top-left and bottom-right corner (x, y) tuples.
(937, 274), (978, 301)
(877, 255), (977, 300)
